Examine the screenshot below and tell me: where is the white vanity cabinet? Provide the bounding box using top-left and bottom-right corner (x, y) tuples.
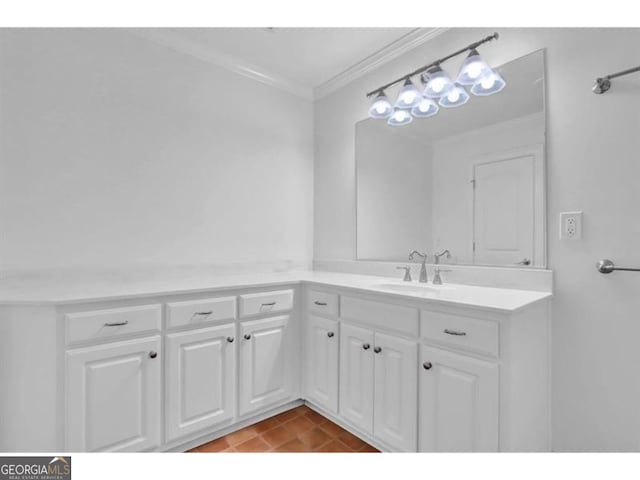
(165, 323), (236, 442)
(0, 273), (549, 453)
(303, 286), (550, 453)
(305, 314), (339, 413)
(65, 335), (162, 452)
(238, 314), (295, 416)
(334, 296), (419, 452)
(419, 345), (499, 452)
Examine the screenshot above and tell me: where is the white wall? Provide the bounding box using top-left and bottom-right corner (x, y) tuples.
(314, 28), (640, 451)
(356, 120), (432, 260)
(0, 29), (314, 273)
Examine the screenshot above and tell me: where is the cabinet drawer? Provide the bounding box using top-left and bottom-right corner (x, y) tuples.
(239, 290), (294, 318)
(420, 311), (498, 357)
(340, 296), (419, 337)
(307, 290), (338, 317)
(166, 296), (236, 329)
(65, 304), (162, 346)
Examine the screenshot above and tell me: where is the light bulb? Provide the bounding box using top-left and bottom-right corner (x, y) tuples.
(411, 98), (439, 118)
(422, 66), (454, 98)
(456, 49), (492, 86)
(481, 76), (495, 89)
(368, 91), (393, 119)
(470, 70), (506, 96)
(387, 109), (413, 126)
(395, 78), (421, 109)
(466, 62), (484, 79)
(438, 85), (469, 108)
(430, 78), (446, 93)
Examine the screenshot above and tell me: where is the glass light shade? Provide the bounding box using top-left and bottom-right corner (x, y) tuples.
(394, 78), (421, 109)
(411, 98), (439, 118)
(456, 49), (492, 85)
(368, 91), (393, 119)
(470, 70), (506, 96)
(438, 85), (470, 108)
(422, 66), (455, 98)
(387, 109), (413, 126)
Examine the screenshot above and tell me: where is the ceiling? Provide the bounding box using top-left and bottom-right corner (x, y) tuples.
(133, 27), (447, 99)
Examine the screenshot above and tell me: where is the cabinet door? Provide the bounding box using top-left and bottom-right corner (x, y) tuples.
(66, 336), (161, 452)
(419, 345), (499, 452)
(165, 324), (236, 442)
(305, 315), (339, 413)
(373, 332), (418, 451)
(239, 315), (293, 416)
(339, 323), (374, 434)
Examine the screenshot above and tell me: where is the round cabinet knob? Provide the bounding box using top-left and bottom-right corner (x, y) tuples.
(362, 343), (370, 350)
(327, 332), (335, 338)
(423, 361), (433, 370)
(244, 334), (252, 340)
(149, 351), (158, 359)
(374, 346), (382, 354)
(226, 336), (234, 343)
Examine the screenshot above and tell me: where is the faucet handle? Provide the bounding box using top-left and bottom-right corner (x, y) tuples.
(432, 268), (452, 285)
(396, 265), (412, 282)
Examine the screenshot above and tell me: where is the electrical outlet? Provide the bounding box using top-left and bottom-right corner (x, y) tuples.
(560, 211), (583, 240)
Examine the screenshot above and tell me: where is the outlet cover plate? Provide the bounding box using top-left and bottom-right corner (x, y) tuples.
(560, 211), (583, 240)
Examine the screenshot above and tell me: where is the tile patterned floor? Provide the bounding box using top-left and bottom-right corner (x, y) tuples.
(188, 405), (380, 453)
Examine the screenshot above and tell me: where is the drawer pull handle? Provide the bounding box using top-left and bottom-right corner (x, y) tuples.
(261, 302), (277, 307)
(423, 361), (433, 370)
(362, 343), (370, 350)
(104, 321), (128, 327)
(314, 301), (327, 306)
(226, 336), (234, 343)
(444, 329), (467, 336)
(149, 351), (158, 359)
(327, 331), (335, 338)
(374, 346), (382, 354)
(194, 311), (213, 316)
(244, 334), (252, 340)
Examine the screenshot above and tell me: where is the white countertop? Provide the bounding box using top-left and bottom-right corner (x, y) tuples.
(0, 270), (552, 313)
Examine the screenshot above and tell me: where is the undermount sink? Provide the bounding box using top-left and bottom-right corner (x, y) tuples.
(374, 282), (455, 295)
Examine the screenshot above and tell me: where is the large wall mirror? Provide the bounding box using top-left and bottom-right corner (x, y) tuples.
(356, 49), (546, 268)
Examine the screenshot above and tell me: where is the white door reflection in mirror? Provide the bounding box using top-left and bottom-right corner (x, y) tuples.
(472, 146), (543, 266)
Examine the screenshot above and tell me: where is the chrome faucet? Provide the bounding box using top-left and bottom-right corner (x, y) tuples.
(408, 250), (428, 283)
(434, 249), (452, 264)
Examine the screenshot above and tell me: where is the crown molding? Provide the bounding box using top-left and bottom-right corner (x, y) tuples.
(129, 29), (314, 101)
(314, 27), (450, 100)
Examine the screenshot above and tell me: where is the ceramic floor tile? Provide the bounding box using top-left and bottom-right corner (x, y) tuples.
(235, 436), (271, 453)
(314, 439), (353, 452)
(274, 438), (308, 452)
(225, 426), (258, 446)
(186, 406), (378, 454)
(261, 425), (298, 448)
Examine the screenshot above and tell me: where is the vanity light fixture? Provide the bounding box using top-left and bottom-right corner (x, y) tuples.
(422, 65), (455, 98)
(366, 32), (502, 125)
(387, 109), (413, 126)
(394, 78), (422, 109)
(411, 97), (439, 118)
(368, 91), (394, 119)
(470, 69), (506, 96)
(456, 48), (492, 85)
(438, 85), (470, 108)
